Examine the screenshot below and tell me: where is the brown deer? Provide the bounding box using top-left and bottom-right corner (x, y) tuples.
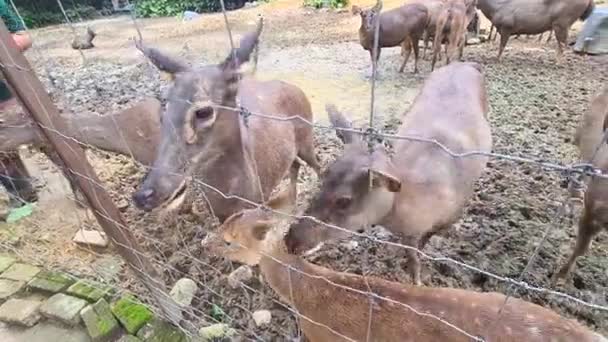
(352, 0), (429, 73)
(0, 98), (162, 207)
(206, 188), (607, 342)
(71, 26), (96, 50)
(406, 0), (446, 59)
(431, 0), (469, 71)
(131, 18), (321, 223)
(477, 0), (595, 60)
(552, 86), (608, 283)
(284, 62), (492, 285)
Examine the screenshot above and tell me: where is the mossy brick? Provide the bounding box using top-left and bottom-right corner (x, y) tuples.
(40, 293), (88, 326)
(0, 298), (42, 326)
(136, 319), (188, 342)
(0, 279), (25, 300)
(66, 279), (113, 302)
(80, 299), (120, 342)
(28, 271), (75, 294)
(111, 294), (153, 335)
(118, 336), (142, 342)
(0, 263), (40, 282)
(0, 256), (15, 273)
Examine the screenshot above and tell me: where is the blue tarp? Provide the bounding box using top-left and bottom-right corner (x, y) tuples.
(574, 7), (608, 55)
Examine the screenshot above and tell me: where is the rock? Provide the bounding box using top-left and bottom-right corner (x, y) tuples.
(370, 225), (392, 239)
(227, 265), (253, 289)
(136, 319), (187, 342)
(0, 279), (25, 300)
(40, 293), (88, 326)
(340, 240), (359, 251)
(66, 279), (113, 302)
(0, 299), (42, 326)
(0, 256), (15, 273)
(73, 229), (109, 248)
(117, 335), (142, 342)
(80, 299), (120, 342)
(252, 310), (272, 326)
(183, 10), (200, 21)
(17, 321), (91, 342)
(116, 199), (129, 210)
(169, 278), (197, 307)
(199, 323), (236, 341)
(466, 37), (481, 45)
(92, 256), (124, 283)
(111, 294), (153, 335)
(28, 271), (75, 293)
(1, 263), (40, 282)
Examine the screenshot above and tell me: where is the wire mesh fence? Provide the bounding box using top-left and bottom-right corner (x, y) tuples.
(1, 0), (608, 341)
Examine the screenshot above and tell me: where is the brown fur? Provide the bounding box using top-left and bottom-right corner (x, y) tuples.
(477, 0), (595, 60)
(132, 18), (321, 222)
(431, 0), (468, 71)
(553, 87), (608, 283)
(207, 188), (605, 342)
(71, 27), (96, 50)
(285, 62), (492, 285)
(353, 1), (429, 73)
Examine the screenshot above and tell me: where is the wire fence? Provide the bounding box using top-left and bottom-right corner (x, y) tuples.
(1, 1), (608, 341)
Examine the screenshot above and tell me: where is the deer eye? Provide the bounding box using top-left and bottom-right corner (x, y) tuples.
(195, 106), (214, 120)
(335, 196), (351, 210)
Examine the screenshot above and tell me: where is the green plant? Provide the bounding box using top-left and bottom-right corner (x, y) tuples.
(303, 0), (348, 9)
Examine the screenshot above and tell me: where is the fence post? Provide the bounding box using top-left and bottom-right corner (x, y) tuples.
(0, 20), (182, 323)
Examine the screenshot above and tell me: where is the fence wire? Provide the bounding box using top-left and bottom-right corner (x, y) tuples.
(1, 1), (608, 342)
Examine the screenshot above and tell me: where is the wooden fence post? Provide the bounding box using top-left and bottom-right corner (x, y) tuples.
(0, 20), (182, 323)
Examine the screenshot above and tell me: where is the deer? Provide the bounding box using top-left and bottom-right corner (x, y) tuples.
(71, 26), (96, 50)
(352, 0), (429, 74)
(205, 187), (608, 342)
(476, 0), (595, 60)
(131, 18), (321, 223)
(0, 98), (162, 208)
(284, 62), (492, 286)
(552, 86), (608, 284)
(431, 0), (470, 71)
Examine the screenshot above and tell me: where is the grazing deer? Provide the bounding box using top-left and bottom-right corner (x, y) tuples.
(206, 188), (607, 342)
(284, 62), (492, 285)
(553, 87), (608, 283)
(477, 0), (595, 60)
(352, 0), (429, 73)
(131, 18), (321, 223)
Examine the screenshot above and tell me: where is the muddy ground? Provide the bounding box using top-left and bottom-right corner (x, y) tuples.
(2, 0), (608, 339)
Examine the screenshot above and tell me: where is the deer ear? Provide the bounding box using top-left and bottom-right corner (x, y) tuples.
(135, 40), (189, 77)
(371, 0), (382, 13)
(222, 17), (264, 71)
(252, 223), (272, 241)
(368, 168), (401, 192)
(326, 104), (360, 145)
(351, 5), (361, 15)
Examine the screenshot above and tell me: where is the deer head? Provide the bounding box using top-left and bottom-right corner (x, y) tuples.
(132, 18), (264, 212)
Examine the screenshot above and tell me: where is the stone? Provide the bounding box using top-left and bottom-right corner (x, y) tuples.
(252, 310), (272, 327)
(227, 265), (253, 289)
(18, 322), (90, 342)
(340, 240), (359, 251)
(136, 319), (187, 342)
(0, 256), (15, 273)
(111, 294), (153, 334)
(199, 323), (236, 341)
(169, 278), (197, 307)
(73, 230), (109, 248)
(28, 271), (75, 293)
(0, 299), (41, 326)
(66, 279), (113, 302)
(466, 37), (482, 45)
(0, 206), (7, 222)
(0, 279), (25, 300)
(117, 336), (141, 342)
(0, 263), (40, 282)
(40, 293), (88, 326)
(80, 299), (120, 342)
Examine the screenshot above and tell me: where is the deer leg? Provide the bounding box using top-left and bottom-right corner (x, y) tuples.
(297, 133), (321, 177)
(399, 38), (413, 73)
(497, 29), (511, 61)
(288, 160), (301, 196)
(423, 29), (431, 59)
(412, 35), (421, 74)
(401, 235), (422, 285)
(538, 32), (544, 42)
(554, 26), (568, 61)
(547, 30), (553, 43)
(488, 24), (494, 41)
(552, 214), (601, 284)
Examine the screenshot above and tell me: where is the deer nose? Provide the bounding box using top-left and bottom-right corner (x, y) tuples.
(133, 188), (155, 210)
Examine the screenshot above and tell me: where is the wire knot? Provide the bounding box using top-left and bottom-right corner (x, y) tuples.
(239, 106), (252, 127)
(363, 127), (382, 152)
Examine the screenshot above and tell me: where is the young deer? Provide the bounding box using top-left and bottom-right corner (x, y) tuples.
(352, 0), (429, 73)
(553, 86), (608, 283)
(285, 62), (492, 285)
(131, 18), (321, 222)
(431, 0), (468, 71)
(207, 188), (607, 342)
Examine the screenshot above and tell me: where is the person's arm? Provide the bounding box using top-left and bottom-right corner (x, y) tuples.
(11, 31), (31, 51)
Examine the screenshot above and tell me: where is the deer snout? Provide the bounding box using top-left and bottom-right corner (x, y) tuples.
(132, 188), (156, 211)
(285, 219), (319, 255)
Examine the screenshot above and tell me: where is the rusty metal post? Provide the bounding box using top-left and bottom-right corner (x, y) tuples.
(0, 21), (181, 323)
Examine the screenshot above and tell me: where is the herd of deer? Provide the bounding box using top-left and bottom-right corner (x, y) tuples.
(0, 0), (607, 340)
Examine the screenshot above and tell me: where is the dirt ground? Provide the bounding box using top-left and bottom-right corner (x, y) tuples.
(2, 0), (608, 339)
